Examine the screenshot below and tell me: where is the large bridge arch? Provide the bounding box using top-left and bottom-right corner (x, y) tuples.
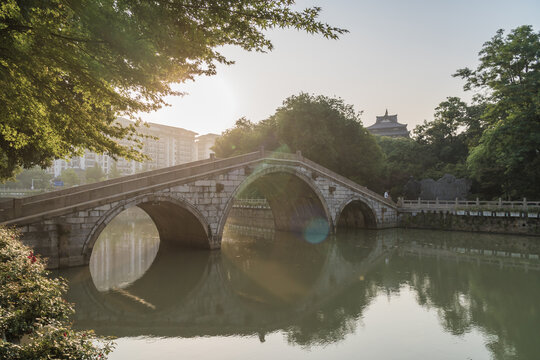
(82, 193), (211, 264)
(335, 196), (378, 230)
(217, 166), (334, 241)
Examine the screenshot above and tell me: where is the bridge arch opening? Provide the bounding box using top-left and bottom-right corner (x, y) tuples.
(136, 199), (209, 249)
(87, 205), (211, 314)
(84, 195), (210, 265)
(336, 199), (377, 230)
(220, 168), (332, 243)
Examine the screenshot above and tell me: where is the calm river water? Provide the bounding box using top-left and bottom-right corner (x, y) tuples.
(56, 208), (540, 360)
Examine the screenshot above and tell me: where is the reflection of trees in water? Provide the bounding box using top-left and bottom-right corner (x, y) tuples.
(392, 228), (540, 360)
(364, 253), (540, 360)
(65, 225), (540, 357)
(221, 229), (382, 347)
(279, 230), (540, 358)
(276, 230), (383, 347)
(285, 280), (379, 347)
(399, 229), (540, 258)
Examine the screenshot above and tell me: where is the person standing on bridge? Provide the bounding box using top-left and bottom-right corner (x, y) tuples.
(384, 191), (389, 199)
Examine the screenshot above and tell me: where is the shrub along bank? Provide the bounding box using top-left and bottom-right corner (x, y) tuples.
(0, 227), (113, 359)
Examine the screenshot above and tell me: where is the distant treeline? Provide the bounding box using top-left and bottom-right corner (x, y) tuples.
(213, 26), (540, 200)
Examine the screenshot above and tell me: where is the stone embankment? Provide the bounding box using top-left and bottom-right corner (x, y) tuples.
(234, 198), (540, 236)
(399, 211), (539, 236)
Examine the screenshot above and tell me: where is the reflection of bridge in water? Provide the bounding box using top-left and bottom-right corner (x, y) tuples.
(61, 227), (540, 344)
(64, 229), (392, 339)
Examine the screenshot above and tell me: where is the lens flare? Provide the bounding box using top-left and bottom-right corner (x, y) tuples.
(303, 217), (330, 244)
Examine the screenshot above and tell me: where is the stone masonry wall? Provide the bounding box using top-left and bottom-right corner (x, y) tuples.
(226, 207), (275, 229)
(400, 211), (540, 236)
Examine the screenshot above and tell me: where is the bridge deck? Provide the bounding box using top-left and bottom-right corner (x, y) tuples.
(0, 150), (394, 225)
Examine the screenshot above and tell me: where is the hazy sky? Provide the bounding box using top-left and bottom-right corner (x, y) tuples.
(139, 0), (540, 136)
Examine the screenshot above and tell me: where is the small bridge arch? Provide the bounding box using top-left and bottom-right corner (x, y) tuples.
(335, 196), (379, 230)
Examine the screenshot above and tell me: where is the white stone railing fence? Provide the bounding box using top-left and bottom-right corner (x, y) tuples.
(0, 189), (46, 198)
(399, 198), (540, 212)
(232, 199), (270, 209)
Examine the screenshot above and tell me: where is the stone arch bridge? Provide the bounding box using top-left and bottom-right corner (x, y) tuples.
(0, 150), (397, 268)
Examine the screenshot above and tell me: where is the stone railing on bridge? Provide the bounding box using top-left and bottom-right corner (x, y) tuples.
(0, 149), (394, 225)
(0, 151), (261, 223)
(262, 149), (395, 209)
(299, 156), (395, 208)
(0, 189), (46, 199)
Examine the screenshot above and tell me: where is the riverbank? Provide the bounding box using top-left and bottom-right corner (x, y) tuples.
(229, 206), (540, 236)
(399, 210), (540, 236)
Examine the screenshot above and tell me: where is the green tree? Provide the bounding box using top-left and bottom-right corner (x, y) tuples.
(214, 93), (383, 189)
(454, 25), (540, 199)
(3, 167), (53, 190)
(413, 97), (485, 166)
(274, 94), (383, 189)
(0, 1), (346, 180)
(0, 227), (113, 359)
(213, 117), (266, 157)
(58, 168), (81, 187)
(376, 98), (485, 199)
(376, 136), (435, 198)
(85, 164), (105, 184)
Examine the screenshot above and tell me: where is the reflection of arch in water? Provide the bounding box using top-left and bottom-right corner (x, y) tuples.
(221, 231), (332, 311)
(218, 167), (333, 243)
(73, 247), (211, 319)
(68, 233), (386, 339)
(89, 207), (160, 292)
(219, 230), (384, 340)
(335, 197), (378, 230)
(335, 230), (380, 263)
(107, 248), (211, 312)
(82, 193), (210, 264)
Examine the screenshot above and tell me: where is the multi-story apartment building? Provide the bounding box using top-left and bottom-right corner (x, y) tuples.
(48, 118), (198, 178)
(49, 152), (112, 178)
(115, 118), (198, 173)
(195, 133), (220, 160)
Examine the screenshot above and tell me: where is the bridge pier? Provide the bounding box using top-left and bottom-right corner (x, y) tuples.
(210, 234), (222, 250)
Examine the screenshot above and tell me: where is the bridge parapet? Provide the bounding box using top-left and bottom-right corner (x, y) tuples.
(0, 151), (261, 224)
(300, 156), (394, 208)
